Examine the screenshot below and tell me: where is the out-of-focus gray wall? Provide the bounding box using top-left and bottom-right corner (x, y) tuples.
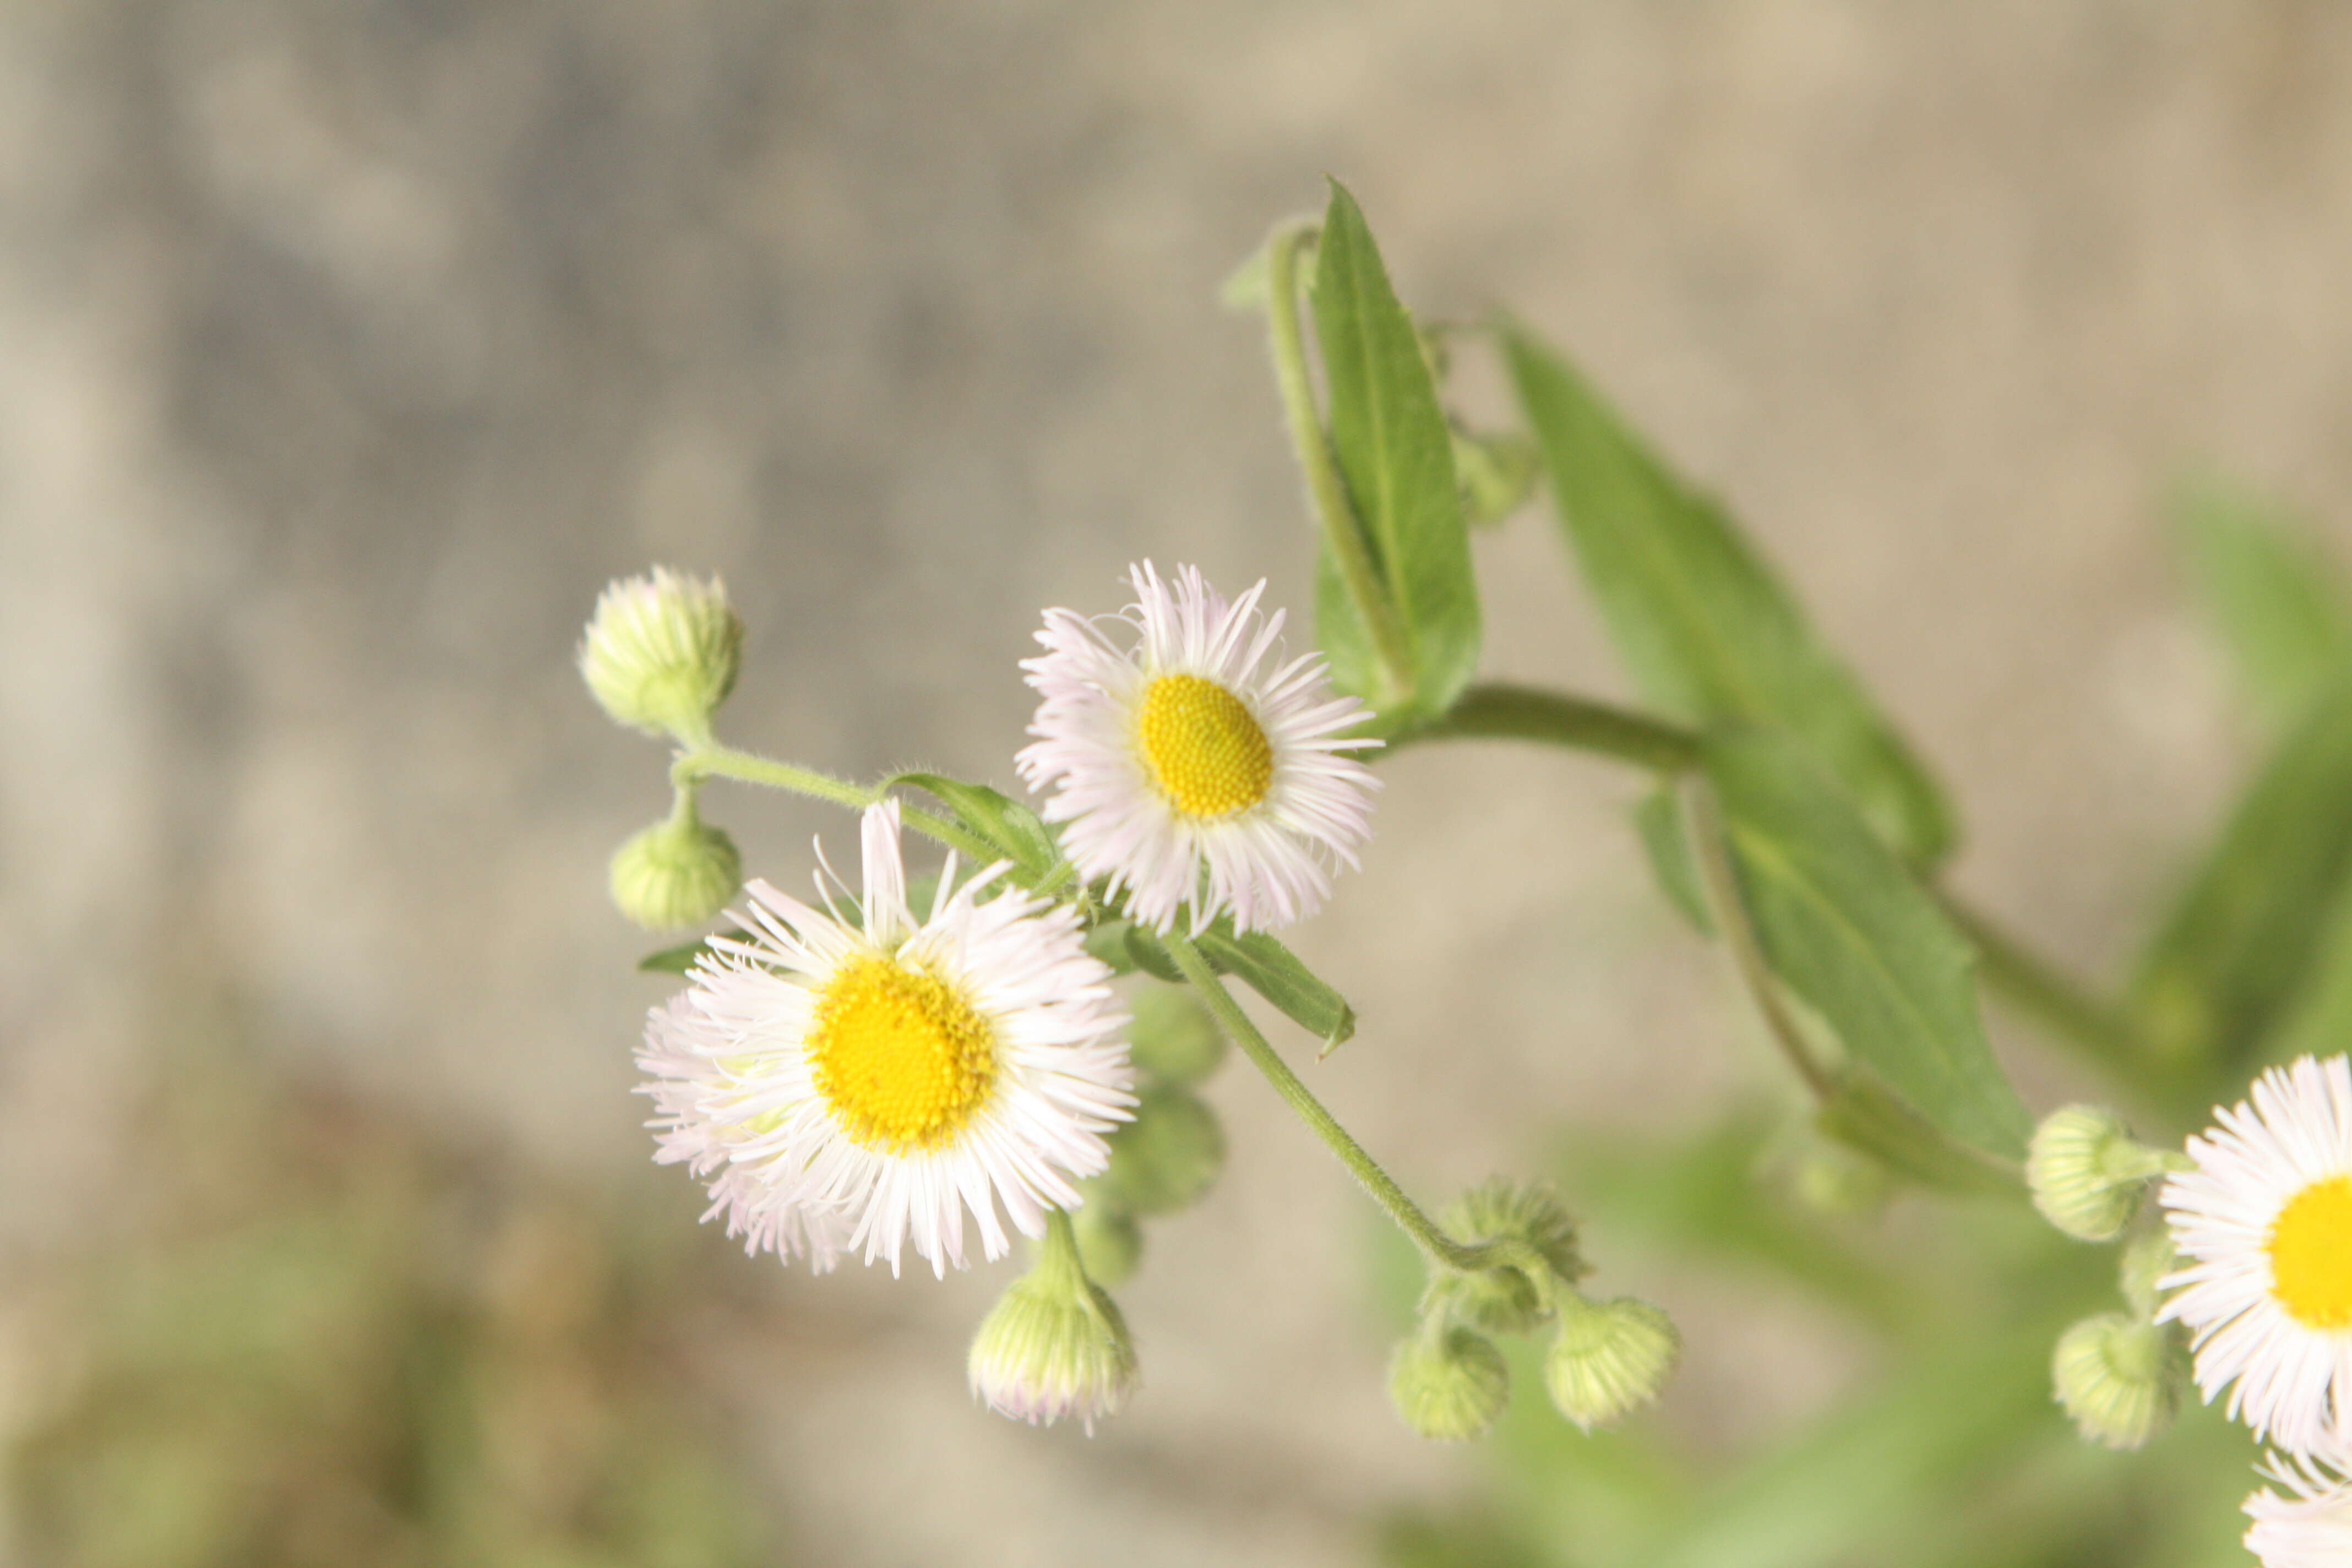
(7, 2), (2352, 1562)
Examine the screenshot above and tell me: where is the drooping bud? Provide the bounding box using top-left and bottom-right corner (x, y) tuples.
(578, 567), (743, 743)
(1431, 1179), (1587, 1336)
(1087, 1084), (1224, 1217)
(1071, 1203), (1143, 1289)
(1125, 983), (1228, 1085)
(1387, 1324), (1509, 1442)
(2051, 1311), (2186, 1450)
(969, 1216), (1138, 1434)
(608, 804), (742, 929)
(2027, 1106), (2186, 1243)
(1545, 1293), (1679, 1432)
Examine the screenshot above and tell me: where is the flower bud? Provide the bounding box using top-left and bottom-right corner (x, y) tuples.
(969, 1221), (1138, 1434)
(1431, 1179), (1587, 1335)
(579, 567), (743, 742)
(1388, 1324), (1509, 1442)
(1793, 1140), (1895, 1218)
(1545, 1294), (1679, 1432)
(1071, 1203), (1142, 1289)
(1125, 983), (1227, 1085)
(1453, 427), (1540, 530)
(1087, 1084), (1224, 1217)
(2119, 1230), (2176, 1323)
(2027, 1106), (2182, 1243)
(608, 809), (742, 930)
(2052, 1311), (2186, 1450)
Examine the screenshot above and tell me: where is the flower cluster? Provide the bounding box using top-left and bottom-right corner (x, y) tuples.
(594, 562), (1392, 1430)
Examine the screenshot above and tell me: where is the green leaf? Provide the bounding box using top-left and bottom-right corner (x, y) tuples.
(1814, 1070), (2019, 1197)
(1133, 923), (1357, 1050)
(1310, 180), (1482, 725)
(1705, 730), (2028, 1159)
(2133, 678), (2352, 1067)
(638, 937), (718, 975)
(1632, 787), (1712, 934)
(1504, 329), (1953, 865)
(2172, 475), (2352, 731)
(881, 771), (1061, 885)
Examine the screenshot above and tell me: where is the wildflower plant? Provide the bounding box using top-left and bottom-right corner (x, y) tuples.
(582, 181), (2352, 1560)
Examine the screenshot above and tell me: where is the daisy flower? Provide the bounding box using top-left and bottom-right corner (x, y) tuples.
(637, 801), (1135, 1277)
(1016, 560), (1381, 935)
(2159, 1054), (2352, 1452)
(2245, 1448), (2352, 1568)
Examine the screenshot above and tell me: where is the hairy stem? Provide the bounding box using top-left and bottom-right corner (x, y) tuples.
(1263, 220), (1416, 705)
(673, 745), (999, 866)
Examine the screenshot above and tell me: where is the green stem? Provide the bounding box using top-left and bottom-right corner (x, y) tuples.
(673, 745), (999, 867)
(1264, 221), (1416, 705)
(1939, 897), (2148, 1081)
(1680, 776), (1841, 1101)
(1161, 931), (1542, 1281)
(1402, 682), (1702, 772)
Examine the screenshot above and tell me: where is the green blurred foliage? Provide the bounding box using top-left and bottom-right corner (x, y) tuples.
(3, 1016), (772, 1568)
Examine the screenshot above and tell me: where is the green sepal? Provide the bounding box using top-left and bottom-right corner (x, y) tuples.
(1504, 327), (1952, 866)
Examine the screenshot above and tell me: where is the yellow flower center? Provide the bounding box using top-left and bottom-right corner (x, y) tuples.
(2268, 1175), (2352, 1329)
(805, 955), (995, 1153)
(1134, 674), (1274, 820)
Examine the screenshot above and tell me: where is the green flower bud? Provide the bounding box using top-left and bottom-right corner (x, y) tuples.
(1793, 1140), (1896, 1218)
(969, 1219), (1137, 1434)
(1453, 427), (1540, 530)
(1431, 1179), (1587, 1335)
(2027, 1106), (2185, 1243)
(1387, 1324), (1509, 1442)
(608, 808), (742, 930)
(1088, 1084), (1224, 1217)
(1545, 1294), (1679, 1432)
(579, 567), (743, 743)
(1071, 1203), (1143, 1288)
(2051, 1312), (2186, 1450)
(1125, 983), (1227, 1085)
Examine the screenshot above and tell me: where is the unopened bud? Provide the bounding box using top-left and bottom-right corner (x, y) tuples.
(1433, 1179), (1587, 1335)
(1071, 1203), (1142, 1288)
(579, 567), (743, 743)
(1088, 1084), (1224, 1217)
(1545, 1294), (1679, 1432)
(2027, 1106), (2185, 1243)
(1388, 1324), (1509, 1442)
(1793, 1140), (1896, 1217)
(1454, 428), (1540, 529)
(2052, 1311), (2186, 1450)
(1126, 984), (1228, 1085)
(969, 1219), (1138, 1434)
(608, 808), (742, 930)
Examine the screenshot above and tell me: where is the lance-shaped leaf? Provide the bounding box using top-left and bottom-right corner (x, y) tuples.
(1705, 731), (2028, 1161)
(2132, 678), (2352, 1067)
(2173, 477), (2352, 732)
(1309, 180), (1481, 726)
(881, 771), (1061, 886)
(1505, 330), (1952, 865)
(1133, 923), (1355, 1050)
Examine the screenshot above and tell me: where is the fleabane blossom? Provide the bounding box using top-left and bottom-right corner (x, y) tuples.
(637, 801), (1134, 1277)
(2159, 1054), (2352, 1452)
(1016, 561), (1380, 935)
(2245, 1449), (2352, 1568)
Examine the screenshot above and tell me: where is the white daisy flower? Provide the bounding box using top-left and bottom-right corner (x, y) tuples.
(637, 801), (1135, 1278)
(1016, 560), (1381, 935)
(2245, 1449), (2352, 1568)
(2159, 1054), (2352, 1452)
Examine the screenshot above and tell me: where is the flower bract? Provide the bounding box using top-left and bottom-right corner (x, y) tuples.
(637, 802), (1135, 1277)
(1017, 561), (1380, 935)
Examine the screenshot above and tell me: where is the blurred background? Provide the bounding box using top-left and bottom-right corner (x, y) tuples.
(6, 2), (2352, 1563)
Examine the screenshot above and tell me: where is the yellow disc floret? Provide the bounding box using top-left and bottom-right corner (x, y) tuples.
(807, 955), (997, 1153)
(2268, 1175), (2352, 1329)
(1134, 674), (1274, 820)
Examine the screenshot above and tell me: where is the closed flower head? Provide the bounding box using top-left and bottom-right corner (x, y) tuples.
(579, 567), (743, 743)
(1017, 562), (1380, 935)
(637, 801), (1135, 1277)
(968, 1216), (1139, 1434)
